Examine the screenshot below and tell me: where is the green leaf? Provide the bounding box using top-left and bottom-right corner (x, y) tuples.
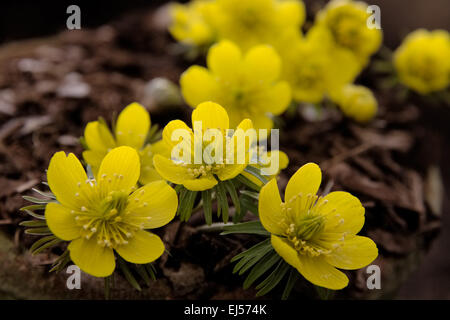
(223, 180), (240, 215)
(50, 250), (71, 273)
(243, 251), (281, 289)
(22, 195), (55, 204)
(215, 183), (229, 223)
(234, 174), (261, 192)
(240, 195), (258, 216)
(244, 166), (268, 185)
(255, 260), (290, 296)
(135, 264), (151, 286)
(29, 235), (57, 254)
(20, 208), (46, 220)
(24, 227), (53, 235)
(240, 190), (259, 201)
(201, 189), (213, 225)
(118, 258), (142, 291)
(231, 238), (271, 263)
(31, 238), (62, 255)
(281, 268), (299, 300)
(31, 188), (55, 199)
(20, 220), (48, 227)
(145, 263), (157, 280)
(232, 239), (272, 274)
(221, 221), (269, 236)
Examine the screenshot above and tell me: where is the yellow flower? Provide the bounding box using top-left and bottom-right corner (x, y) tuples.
(153, 101), (254, 191)
(82, 102), (169, 185)
(169, 1), (216, 46)
(45, 146), (177, 277)
(180, 40), (291, 129)
(334, 84), (378, 123)
(259, 163), (378, 289)
(314, 0), (382, 67)
(394, 29), (450, 94)
(210, 0), (305, 52)
(281, 34), (357, 103)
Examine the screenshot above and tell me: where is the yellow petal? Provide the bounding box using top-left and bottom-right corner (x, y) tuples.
(207, 40), (242, 82)
(180, 66), (217, 107)
(259, 179), (286, 235)
(255, 82), (291, 115)
(297, 255), (348, 290)
(126, 180), (178, 229)
(325, 235), (378, 270)
(82, 150), (104, 174)
(84, 121), (116, 152)
(153, 154), (192, 185)
(250, 114), (274, 131)
(192, 101), (229, 131)
(183, 175), (218, 191)
(242, 45), (281, 86)
(115, 230), (165, 264)
(97, 146), (140, 196)
(276, 0), (305, 27)
(45, 203), (81, 241)
(115, 102), (150, 149)
(162, 119), (193, 149)
(47, 151), (89, 210)
(68, 237), (115, 277)
(228, 118), (255, 163)
(271, 235), (348, 290)
(216, 164), (247, 181)
(285, 162), (322, 202)
(320, 191), (365, 234)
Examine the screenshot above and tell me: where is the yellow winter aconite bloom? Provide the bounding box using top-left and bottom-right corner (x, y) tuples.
(281, 34), (357, 103)
(314, 0), (382, 67)
(334, 84), (378, 123)
(259, 163), (378, 289)
(169, 1), (216, 46)
(394, 29), (450, 94)
(210, 0), (305, 52)
(82, 102), (169, 185)
(45, 146), (177, 277)
(181, 40), (291, 129)
(153, 102), (254, 191)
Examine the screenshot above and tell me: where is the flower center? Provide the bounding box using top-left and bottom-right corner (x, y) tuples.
(281, 193), (332, 257)
(73, 190), (146, 248)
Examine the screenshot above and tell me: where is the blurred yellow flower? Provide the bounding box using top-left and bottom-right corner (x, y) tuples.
(169, 1), (216, 46)
(45, 146), (177, 277)
(82, 102), (170, 185)
(334, 84), (378, 123)
(180, 40), (291, 129)
(394, 29), (450, 94)
(314, 0), (382, 67)
(153, 102), (254, 191)
(259, 163), (378, 289)
(211, 0), (305, 52)
(281, 34), (357, 103)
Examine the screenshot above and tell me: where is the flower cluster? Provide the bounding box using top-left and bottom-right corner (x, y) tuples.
(169, 0), (305, 51)
(394, 29), (450, 94)
(173, 0), (382, 123)
(181, 41), (291, 129)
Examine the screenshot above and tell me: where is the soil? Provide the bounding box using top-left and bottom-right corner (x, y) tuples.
(0, 7), (447, 299)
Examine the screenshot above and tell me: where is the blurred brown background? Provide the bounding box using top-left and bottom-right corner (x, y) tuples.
(0, 0), (449, 299)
